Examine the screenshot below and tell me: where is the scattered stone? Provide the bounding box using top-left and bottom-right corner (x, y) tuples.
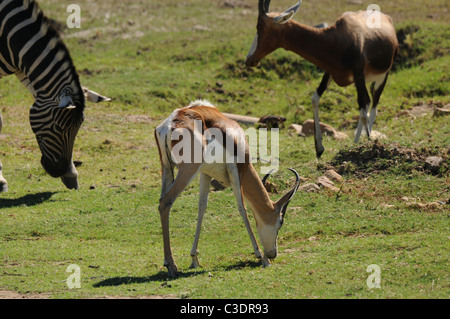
(324, 169), (343, 183)
(316, 176), (340, 192)
(424, 156), (444, 174)
(353, 129), (387, 140)
(298, 183), (320, 192)
(334, 131), (349, 140)
(369, 130), (387, 140)
(302, 119), (336, 137)
(301, 119), (348, 140)
(288, 123), (304, 136)
(433, 107), (450, 117)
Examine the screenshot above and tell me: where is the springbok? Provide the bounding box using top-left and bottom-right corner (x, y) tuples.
(155, 100), (300, 277)
(245, 0), (399, 158)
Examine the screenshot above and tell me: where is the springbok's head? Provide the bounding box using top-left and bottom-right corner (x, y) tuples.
(257, 168), (300, 260)
(31, 87), (110, 190)
(245, 0), (302, 67)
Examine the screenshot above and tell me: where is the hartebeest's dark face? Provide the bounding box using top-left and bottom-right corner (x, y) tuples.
(245, 15), (282, 67)
(245, 0), (302, 67)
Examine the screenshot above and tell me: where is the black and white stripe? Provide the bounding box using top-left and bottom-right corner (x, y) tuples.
(0, 0), (85, 187)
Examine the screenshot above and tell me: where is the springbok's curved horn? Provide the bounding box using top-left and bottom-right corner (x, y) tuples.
(279, 168), (301, 219)
(261, 169), (275, 186)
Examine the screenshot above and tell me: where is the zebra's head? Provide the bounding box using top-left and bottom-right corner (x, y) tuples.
(30, 87), (110, 190)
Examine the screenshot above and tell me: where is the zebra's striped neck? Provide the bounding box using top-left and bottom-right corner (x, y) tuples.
(0, 0), (84, 108)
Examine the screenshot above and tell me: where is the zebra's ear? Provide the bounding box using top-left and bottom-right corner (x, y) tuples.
(83, 87), (111, 103)
(59, 93), (76, 109)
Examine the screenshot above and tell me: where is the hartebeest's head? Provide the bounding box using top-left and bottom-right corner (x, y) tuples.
(245, 0), (302, 67)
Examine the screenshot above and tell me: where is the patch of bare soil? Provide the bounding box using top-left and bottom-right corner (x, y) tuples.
(0, 290), (176, 299)
(328, 140), (449, 176)
(0, 290), (50, 299)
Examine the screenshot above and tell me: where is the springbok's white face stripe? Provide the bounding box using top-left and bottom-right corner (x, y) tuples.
(247, 34), (258, 59)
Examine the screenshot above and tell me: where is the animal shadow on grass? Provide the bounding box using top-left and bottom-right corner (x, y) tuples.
(0, 192), (57, 209)
(93, 270), (207, 287)
(93, 260), (261, 287)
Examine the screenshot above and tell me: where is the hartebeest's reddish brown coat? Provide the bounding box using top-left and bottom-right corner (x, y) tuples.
(246, 0), (399, 158)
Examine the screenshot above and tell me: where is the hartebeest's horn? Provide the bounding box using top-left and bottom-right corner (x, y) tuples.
(258, 0), (268, 16)
(264, 0), (271, 13)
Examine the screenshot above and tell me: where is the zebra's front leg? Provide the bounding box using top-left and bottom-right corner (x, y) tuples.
(0, 110), (7, 192)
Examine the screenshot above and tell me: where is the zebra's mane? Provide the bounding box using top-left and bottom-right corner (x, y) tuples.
(22, 0), (85, 108)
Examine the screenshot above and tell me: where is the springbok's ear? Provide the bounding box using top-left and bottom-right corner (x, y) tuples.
(82, 87), (111, 103)
(59, 92), (76, 109)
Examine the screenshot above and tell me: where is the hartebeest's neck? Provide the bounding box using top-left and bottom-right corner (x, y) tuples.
(279, 22), (340, 76)
(238, 163), (276, 223)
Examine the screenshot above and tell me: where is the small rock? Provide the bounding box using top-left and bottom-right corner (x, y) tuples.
(425, 156), (443, 173)
(302, 119), (336, 137)
(433, 107), (450, 117)
(298, 183), (320, 192)
(317, 176), (340, 192)
(370, 130), (387, 140)
(333, 131), (349, 140)
(288, 123), (304, 136)
(324, 169), (343, 183)
(302, 119), (348, 140)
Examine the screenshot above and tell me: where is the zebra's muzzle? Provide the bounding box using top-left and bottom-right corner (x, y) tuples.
(41, 156), (79, 189)
(61, 174), (79, 190)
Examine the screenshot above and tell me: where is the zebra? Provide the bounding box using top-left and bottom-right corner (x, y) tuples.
(0, 0), (110, 192)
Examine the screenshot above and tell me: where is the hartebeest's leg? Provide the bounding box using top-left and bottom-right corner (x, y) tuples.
(190, 173), (212, 269)
(312, 72), (331, 159)
(368, 73), (389, 132)
(0, 109), (7, 192)
(354, 72), (372, 143)
(227, 163), (269, 266)
(158, 163), (202, 277)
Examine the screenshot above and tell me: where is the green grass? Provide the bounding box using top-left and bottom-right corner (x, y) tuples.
(0, 0), (449, 299)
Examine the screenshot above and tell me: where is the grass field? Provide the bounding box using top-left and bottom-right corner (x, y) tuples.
(0, 0), (449, 299)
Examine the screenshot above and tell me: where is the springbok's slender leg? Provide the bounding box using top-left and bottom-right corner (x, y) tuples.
(190, 173), (212, 269)
(227, 163), (269, 266)
(368, 73), (389, 132)
(158, 163), (202, 277)
(312, 72), (331, 159)
(354, 72), (371, 143)
(0, 109), (7, 192)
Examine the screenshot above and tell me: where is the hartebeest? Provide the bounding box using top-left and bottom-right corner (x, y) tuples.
(245, 0), (399, 158)
(155, 100), (300, 277)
